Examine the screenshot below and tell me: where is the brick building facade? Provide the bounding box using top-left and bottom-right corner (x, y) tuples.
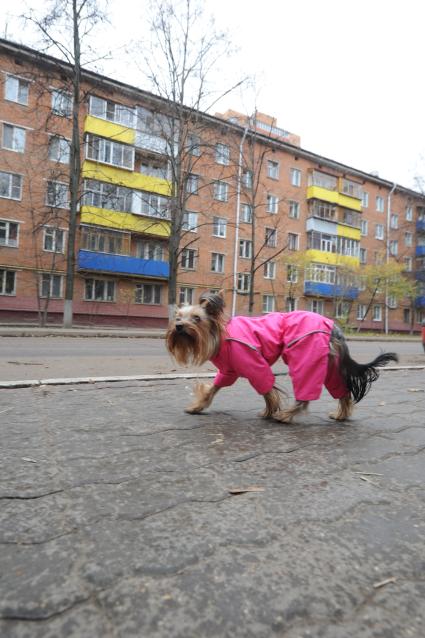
(1, 38), (424, 331)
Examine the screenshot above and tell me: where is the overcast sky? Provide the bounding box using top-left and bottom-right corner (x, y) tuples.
(2, 0), (425, 190)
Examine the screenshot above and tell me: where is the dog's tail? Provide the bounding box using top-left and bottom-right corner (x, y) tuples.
(340, 348), (398, 403)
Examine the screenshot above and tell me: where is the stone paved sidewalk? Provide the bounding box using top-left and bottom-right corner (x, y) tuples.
(1, 369), (424, 638)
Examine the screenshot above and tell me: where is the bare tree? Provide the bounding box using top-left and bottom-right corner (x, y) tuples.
(137, 0), (246, 316)
(24, 0), (109, 327)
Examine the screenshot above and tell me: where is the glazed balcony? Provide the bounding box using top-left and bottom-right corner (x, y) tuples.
(304, 281), (359, 299)
(78, 250), (169, 279)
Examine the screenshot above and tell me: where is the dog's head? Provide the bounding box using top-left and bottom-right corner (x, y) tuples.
(166, 290), (226, 365)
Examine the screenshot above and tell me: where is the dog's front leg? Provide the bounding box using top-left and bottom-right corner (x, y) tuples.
(274, 400), (309, 424)
(261, 388), (283, 418)
(185, 382), (219, 414)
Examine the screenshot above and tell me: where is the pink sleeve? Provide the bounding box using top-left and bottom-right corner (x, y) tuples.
(213, 370), (238, 388)
(230, 342), (275, 395)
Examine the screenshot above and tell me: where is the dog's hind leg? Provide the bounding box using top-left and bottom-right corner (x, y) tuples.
(329, 395), (353, 421)
(185, 382), (219, 414)
(273, 400), (309, 424)
(260, 388), (283, 418)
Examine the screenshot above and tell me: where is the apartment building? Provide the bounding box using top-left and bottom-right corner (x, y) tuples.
(1, 38), (424, 331)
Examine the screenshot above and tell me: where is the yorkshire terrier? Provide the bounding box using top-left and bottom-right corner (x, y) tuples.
(166, 291), (398, 423)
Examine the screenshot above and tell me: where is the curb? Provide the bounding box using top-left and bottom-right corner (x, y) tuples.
(0, 366), (423, 390)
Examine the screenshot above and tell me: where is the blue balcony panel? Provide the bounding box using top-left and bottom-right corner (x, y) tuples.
(416, 245), (425, 257)
(416, 219), (425, 232)
(415, 270), (425, 282)
(415, 296), (425, 308)
(304, 281), (359, 299)
(78, 250), (169, 279)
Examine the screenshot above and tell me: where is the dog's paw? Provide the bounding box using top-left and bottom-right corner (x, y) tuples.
(273, 411), (295, 425)
(185, 405), (204, 414)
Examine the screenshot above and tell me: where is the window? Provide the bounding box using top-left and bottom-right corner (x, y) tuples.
(0, 220), (19, 247)
(213, 217), (227, 238)
(40, 273), (63, 298)
(362, 191), (369, 208)
(390, 240), (398, 256)
(2, 123), (25, 152)
(186, 173), (199, 194)
(390, 214), (399, 229)
(240, 204), (252, 223)
(309, 200), (336, 221)
(404, 232), (413, 247)
(51, 89), (72, 117)
(89, 96), (135, 128)
(341, 179), (362, 199)
(43, 227), (65, 253)
(81, 227), (125, 254)
(357, 304), (367, 321)
(267, 160), (279, 179)
(287, 264), (298, 283)
(86, 134), (134, 170)
(179, 287), (194, 305)
(360, 220), (368, 236)
(264, 261), (276, 279)
(338, 236), (359, 258)
(187, 133), (201, 156)
(211, 252), (225, 273)
(305, 263), (336, 284)
(84, 179), (133, 213)
(182, 211), (198, 232)
(387, 295), (397, 309)
(309, 170), (337, 190)
(403, 308), (411, 324)
(290, 167), (301, 187)
(372, 305), (382, 322)
(335, 301), (350, 319)
(140, 159), (169, 180)
(181, 249), (196, 270)
(265, 227), (277, 247)
(289, 201), (300, 219)
(84, 278), (115, 302)
(0, 171), (22, 200)
(0, 269), (16, 295)
(242, 170), (253, 189)
(136, 240), (164, 261)
(237, 272), (251, 293)
(139, 192), (170, 219)
(135, 283), (162, 305)
(375, 224), (384, 240)
(5, 75), (29, 105)
(239, 239), (252, 259)
(48, 135), (70, 163)
(360, 248), (367, 264)
(266, 194), (278, 214)
(376, 195), (384, 212)
(215, 143), (230, 165)
(46, 181), (69, 209)
(262, 295), (275, 313)
(286, 297), (297, 312)
(406, 206), (413, 221)
(214, 180), (228, 202)
(288, 232), (299, 250)
(310, 299), (324, 315)
(403, 256), (413, 272)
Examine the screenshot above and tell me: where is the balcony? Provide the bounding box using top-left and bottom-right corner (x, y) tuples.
(416, 246), (425, 257)
(415, 296), (425, 308)
(78, 250), (169, 279)
(417, 219), (425, 232)
(304, 281), (359, 299)
(415, 269), (425, 282)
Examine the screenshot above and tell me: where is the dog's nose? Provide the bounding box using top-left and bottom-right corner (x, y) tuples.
(176, 323), (184, 333)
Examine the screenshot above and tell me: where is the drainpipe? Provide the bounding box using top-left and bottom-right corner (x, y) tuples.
(385, 183), (397, 334)
(232, 125), (249, 317)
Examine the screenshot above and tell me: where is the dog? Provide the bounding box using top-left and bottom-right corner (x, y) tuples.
(166, 291), (398, 423)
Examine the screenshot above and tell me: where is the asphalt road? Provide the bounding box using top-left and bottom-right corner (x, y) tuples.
(0, 336), (423, 382)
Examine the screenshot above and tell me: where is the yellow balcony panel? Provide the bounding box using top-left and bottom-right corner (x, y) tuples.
(307, 185), (362, 212)
(336, 224), (361, 241)
(84, 114), (135, 145)
(82, 160), (172, 196)
(305, 249), (359, 268)
(80, 207), (170, 238)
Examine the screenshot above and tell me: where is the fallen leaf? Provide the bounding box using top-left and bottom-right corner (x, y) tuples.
(373, 576), (397, 589)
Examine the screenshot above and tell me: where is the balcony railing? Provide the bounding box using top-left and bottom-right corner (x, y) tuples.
(416, 219), (425, 232)
(304, 280), (359, 299)
(78, 250), (169, 279)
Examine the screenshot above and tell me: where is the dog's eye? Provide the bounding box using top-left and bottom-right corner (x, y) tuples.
(193, 315), (201, 323)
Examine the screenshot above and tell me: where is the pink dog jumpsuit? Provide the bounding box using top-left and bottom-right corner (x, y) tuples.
(211, 311), (349, 401)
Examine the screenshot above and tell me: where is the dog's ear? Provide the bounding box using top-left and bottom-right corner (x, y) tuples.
(199, 291), (225, 317)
